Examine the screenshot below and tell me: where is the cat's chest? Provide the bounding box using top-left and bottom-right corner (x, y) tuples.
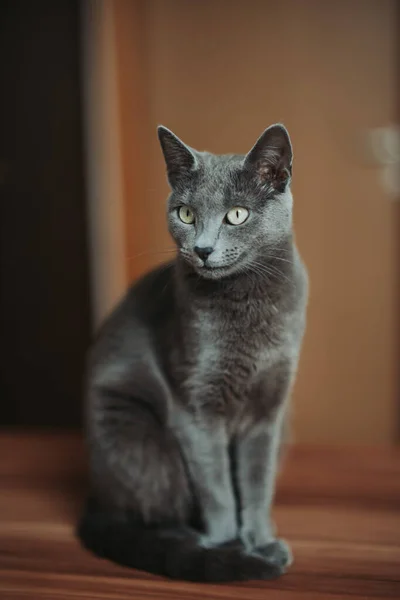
(179, 303), (282, 409)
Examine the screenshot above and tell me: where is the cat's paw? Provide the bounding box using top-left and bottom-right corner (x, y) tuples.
(253, 538), (293, 569)
(239, 511), (276, 550)
(199, 515), (238, 548)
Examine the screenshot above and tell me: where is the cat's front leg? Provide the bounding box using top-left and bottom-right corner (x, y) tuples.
(235, 401), (292, 568)
(173, 410), (237, 547)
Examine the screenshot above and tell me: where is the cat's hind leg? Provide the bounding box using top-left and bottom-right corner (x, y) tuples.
(78, 389), (286, 581)
(86, 389), (192, 524)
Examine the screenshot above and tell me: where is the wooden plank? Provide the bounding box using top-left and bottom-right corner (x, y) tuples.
(0, 434), (399, 599)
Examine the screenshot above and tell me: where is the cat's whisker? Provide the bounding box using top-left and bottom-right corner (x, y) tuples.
(266, 255), (293, 265)
(250, 259), (292, 284)
(265, 263), (292, 283)
(249, 260), (274, 275)
(264, 247), (292, 257)
(246, 265), (273, 302)
(243, 267), (261, 292)
(247, 264), (271, 285)
(249, 263), (288, 286)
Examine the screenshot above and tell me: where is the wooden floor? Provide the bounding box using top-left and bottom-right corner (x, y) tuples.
(0, 433), (399, 599)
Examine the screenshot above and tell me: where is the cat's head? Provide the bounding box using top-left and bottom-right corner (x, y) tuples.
(158, 124), (293, 280)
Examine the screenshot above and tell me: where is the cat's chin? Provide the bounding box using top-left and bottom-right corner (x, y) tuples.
(179, 253), (244, 280)
(195, 263), (239, 280)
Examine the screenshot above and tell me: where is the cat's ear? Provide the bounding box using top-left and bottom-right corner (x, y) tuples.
(157, 126), (198, 188)
(244, 124), (293, 190)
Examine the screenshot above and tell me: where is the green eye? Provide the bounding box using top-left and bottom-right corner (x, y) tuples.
(178, 206), (195, 224)
(226, 207), (249, 225)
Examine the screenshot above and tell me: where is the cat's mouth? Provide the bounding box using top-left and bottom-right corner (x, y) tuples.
(203, 264), (225, 271)
(197, 261), (240, 279)
(179, 249), (243, 279)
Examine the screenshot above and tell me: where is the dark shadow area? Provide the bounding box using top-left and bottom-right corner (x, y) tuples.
(0, 0), (91, 427)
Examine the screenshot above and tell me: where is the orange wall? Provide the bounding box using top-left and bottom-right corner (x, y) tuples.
(100, 0), (399, 443)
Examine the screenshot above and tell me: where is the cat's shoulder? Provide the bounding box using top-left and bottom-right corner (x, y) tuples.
(126, 260), (175, 304)
(94, 260), (175, 338)
(88, 260), (176, 373)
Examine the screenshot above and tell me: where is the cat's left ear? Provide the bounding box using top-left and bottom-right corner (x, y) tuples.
(244, 124), (293, 190)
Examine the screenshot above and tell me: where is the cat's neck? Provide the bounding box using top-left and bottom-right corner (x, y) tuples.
(174, 237), (295, 306)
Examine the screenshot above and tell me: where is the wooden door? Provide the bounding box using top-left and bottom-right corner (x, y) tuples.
(90, 0), (399, 443)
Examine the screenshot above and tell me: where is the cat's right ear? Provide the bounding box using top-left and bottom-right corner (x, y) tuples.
(157, 126), (198, 188)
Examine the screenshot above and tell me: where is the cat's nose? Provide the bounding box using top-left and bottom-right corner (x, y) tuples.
(194, 246), (214, 261)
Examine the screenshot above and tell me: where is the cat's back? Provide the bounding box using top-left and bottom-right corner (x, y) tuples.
(88, 261), (176, 385)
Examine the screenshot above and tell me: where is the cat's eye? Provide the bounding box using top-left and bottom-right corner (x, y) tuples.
(178, 206), (195, 224)
(225, 207), (249, 226)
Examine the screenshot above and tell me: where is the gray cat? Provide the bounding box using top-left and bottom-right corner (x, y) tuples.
(77, 123), (308, 582)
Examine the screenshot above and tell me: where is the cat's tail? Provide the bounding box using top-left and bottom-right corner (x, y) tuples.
(77, 499), (282, 583)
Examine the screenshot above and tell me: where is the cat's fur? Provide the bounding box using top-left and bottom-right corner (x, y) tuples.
(77, 124), (308, 582)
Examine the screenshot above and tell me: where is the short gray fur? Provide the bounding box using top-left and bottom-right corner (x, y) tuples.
(78, 123), (308, 583)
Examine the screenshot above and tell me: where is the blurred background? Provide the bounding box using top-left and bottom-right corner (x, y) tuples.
(0, 0), (398, 444)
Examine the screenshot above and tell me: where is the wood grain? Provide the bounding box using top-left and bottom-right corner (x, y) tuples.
(0, 433), (399, 599)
